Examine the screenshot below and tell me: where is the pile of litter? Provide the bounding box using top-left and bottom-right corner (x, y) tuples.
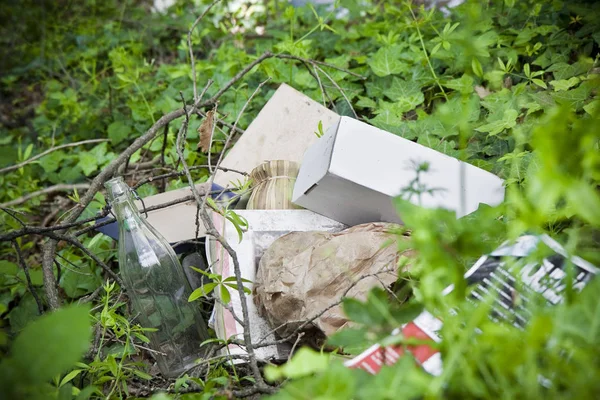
(100, 83), (598, 375)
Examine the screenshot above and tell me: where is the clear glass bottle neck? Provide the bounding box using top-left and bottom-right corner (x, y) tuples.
(111, 196), (143, 227)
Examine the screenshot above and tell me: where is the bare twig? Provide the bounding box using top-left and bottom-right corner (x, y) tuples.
(79, 282), (106, 304)
(175, 79), (271, 389)
(314, 64), (358, 119)
(1, 183), (91, 208)
(313, 65), (327, 106)
(188, 0), (223, 102)
(0, 139), (108, 175)
(275, 53), (366, 80)
(1, 207), (27, 227)
(12, 240), (44, 314)
(288, 332), (305, 361)
(132, 165), (247, 190)
(45, 232), (124, 287)
(214, 297), (244, 326)
(203, 52), (274, 107)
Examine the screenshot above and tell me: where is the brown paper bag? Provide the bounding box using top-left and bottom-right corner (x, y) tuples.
(254, 223), (413, 342)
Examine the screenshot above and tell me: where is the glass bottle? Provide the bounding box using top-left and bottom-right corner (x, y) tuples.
(104, 177), (209, 377)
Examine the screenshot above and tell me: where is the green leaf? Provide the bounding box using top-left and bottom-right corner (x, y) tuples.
(78, 152), (99, 176)
(107, 355), (118, 376)
(443, 74), (474, 95)
(472, 58), (484, 78)
(107, 121), (131, 145)
(583, 99), (599, 116)
(59, 263), (101, 299)
(532, 79), (547, 89)
(23, 144), (33, 161)
(11, 304), (91, 384)
(60, 369), (83, 387)
(475, 109), (518, 135)
(223, 276), (252, 283)
(550, 84), (593, 110)
(550, 77), (580, 91)
(547, 61), (590, 80)
(131, 369), (153, 380)
(76, 386), (100, 400)
(220, 285), (231, 304)
(327, 327), (369, 354)
(368, 47), (409, 77)
(567, 181), (600, 226)
(265, 348), (330, 381)
(383, 78), (424, 111)
(188, 283), (218, 301)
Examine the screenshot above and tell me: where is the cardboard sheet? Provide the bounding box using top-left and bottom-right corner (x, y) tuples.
(213, 83), (339, 187)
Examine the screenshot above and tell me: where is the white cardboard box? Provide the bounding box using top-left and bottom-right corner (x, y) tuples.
(292, 116), (505, 226)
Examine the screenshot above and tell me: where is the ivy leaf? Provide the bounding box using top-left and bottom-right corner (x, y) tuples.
(546, 61), (590, 80)
(583, 99), (599, 116)
(417, 134), (460, 158)
(550, 84), (593, 110)
(383, 78), (424, 111)
(368, 47), (409, 77)
(107, 121), (130, 145)
(550, 77), (580, 92)
(475, 109), (518, 135)
(78, 153), (99, 176)
(356, 96), (377, 109)
(443, 74), (475, 95)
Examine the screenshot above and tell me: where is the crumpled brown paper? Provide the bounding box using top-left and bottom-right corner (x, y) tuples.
(254, 223), (413, 342)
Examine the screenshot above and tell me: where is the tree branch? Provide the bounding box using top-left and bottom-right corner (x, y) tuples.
(175, 79), (271, 389)
(1, 183), (91, 208)
(0, 139), (108, 175)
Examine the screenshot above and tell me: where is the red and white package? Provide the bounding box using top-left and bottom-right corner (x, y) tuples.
(344, 311), (443, 376)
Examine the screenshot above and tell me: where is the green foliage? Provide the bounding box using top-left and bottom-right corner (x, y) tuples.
(0, 305), (92, 399)
(0, 0), (599, 398)
(188, 268), (252, 304)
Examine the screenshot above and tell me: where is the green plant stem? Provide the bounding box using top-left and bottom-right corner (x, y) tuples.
(406, 2), (449, 101)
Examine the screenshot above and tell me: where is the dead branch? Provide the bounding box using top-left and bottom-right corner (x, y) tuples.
(44, 232), (124, 287)
(1, 183), (91, 208)
(12, 240), (44, 314)
(275, 53), (366, 80)
(203, 52), (274, 107)
(0, 139), (108, 175)
(41, 240), (60, 310)
(175, 78), (271, 390)
(132, 165), (247, 190)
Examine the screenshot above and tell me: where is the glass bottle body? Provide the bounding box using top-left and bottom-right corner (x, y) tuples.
(107, 180), (208, 377)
